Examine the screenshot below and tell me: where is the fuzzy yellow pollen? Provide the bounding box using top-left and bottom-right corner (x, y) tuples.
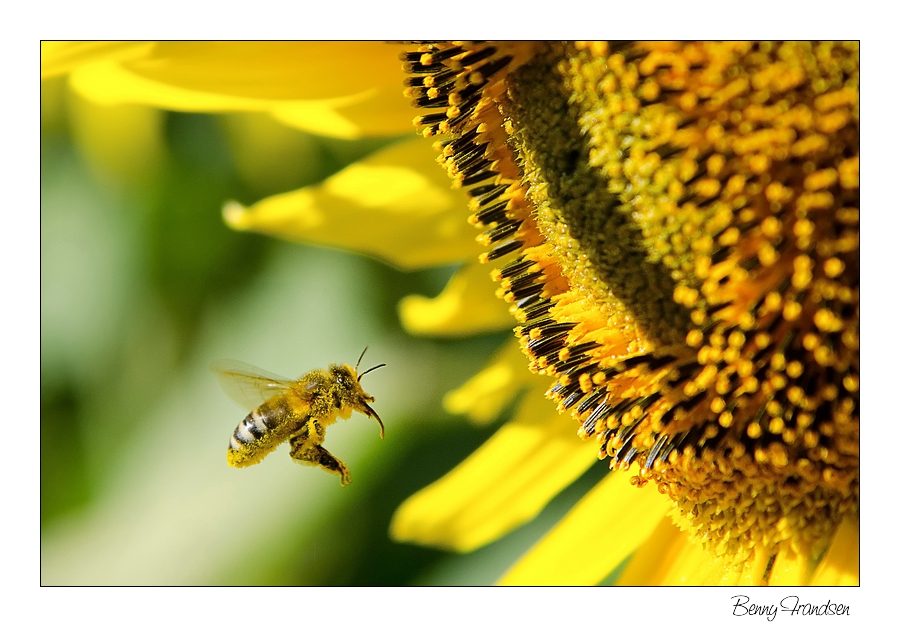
(794, 253), (813, 272)
(735, 359), (754, 378)
(690, 309), (707, 325)
(792, 267), (813, 290)
(579, 374), (593, 393)
(770, 374), (788, 391)
(802, 333), (820, 351)
(822, 384), (839, 402)
(803, 430), (820, 449)
(771, 444), (791, 467)
(674, 285), (700, 307)
(758, 242), (779, 267)
(814, 308), (843, 333)
(771, 353), (786, 371)
(719, 226), (740, 246)
(787, 386), (806, 406)
(710, 397), (726, 414)
(765, 183), (791, 205)
(760, 215), (783, 238)
(836, 206), (859, 225)
(686, 329), (704, 348)
(715, 375), (732, 395)
(768, 417), (785, 435)
(694, 254), (712, 279)
(782, 300), (803, 322)
(748, 153), (771, 174)
(764, 291), (782, 312)
(803, 168), (838, 191)
(823, 257), (845, 278)
(838, 157), (860, 189)
(726, 331), (746, 349)
(793, 218), (816, 239)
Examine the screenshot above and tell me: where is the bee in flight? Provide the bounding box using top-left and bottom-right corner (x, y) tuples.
(212, 348), (385, 486)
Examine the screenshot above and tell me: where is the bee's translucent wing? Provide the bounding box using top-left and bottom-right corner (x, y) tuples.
(211, 359), (295, 411)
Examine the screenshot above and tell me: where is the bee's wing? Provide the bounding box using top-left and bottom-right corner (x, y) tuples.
(211, 359), (295, 411)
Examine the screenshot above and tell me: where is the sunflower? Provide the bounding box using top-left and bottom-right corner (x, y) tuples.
(42, 41), (859, 585)
(392, 41), (859, 586)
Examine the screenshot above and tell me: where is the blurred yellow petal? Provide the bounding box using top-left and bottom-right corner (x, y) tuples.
(69, 59), (275, 111)
(500, 469), (672, 585)
(60, 42), (412, 139)
(40, 41), (154, 78)
(125, 42), (406, 101)
(66, 86), (165, 187)
(274, 83), (419, 139)
(223, 137), (478, 270)
(399, 261), (514, 337)
(443, 338), (536, 425)
(270, 100), (389, 139)
(809, 517), (859, 585)
(390, 389), (599, 552)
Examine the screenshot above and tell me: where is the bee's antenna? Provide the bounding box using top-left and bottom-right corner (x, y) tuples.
(357, 363), (386, 381)
(355, 346), (369, 372)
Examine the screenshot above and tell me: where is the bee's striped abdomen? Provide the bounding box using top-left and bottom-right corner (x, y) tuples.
(230, 410), (268, 443)
(227, 397), (299, 467)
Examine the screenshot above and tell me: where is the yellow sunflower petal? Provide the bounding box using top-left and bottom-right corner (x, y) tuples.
(125, 42), (407, 101)
(768, 548), (812, 586)
(271, 83), (417, 139)
(61, 42), (413, 139)
(499, 468), (672, 585)
(616, 515), (719, 585)
(390, 389), (599, 552)
(269, 100), (390, 140)
(809, 517), (860, 585)
(443, 338), (536, 425)
(399, 261), (515, 337)
(223, 136), (477, 270)
(620, 514), (777, 585)
(68, 59), (277, 111)
(734, 550), (775, 585)
(40, 41), (154, 78)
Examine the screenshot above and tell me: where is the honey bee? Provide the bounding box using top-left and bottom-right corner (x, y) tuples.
(212, 348), (385, 486)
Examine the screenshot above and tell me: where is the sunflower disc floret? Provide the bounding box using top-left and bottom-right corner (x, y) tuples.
(405, 40), (859, 572)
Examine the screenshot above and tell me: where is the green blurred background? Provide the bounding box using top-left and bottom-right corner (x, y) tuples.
(40, 76), (604, 585)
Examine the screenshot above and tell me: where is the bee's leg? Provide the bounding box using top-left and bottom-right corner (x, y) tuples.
(307, 418), (326, 446)
(289, 433), (351, 486)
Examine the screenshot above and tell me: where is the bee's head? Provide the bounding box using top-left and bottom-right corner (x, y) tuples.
(329, 354), (386, 438)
